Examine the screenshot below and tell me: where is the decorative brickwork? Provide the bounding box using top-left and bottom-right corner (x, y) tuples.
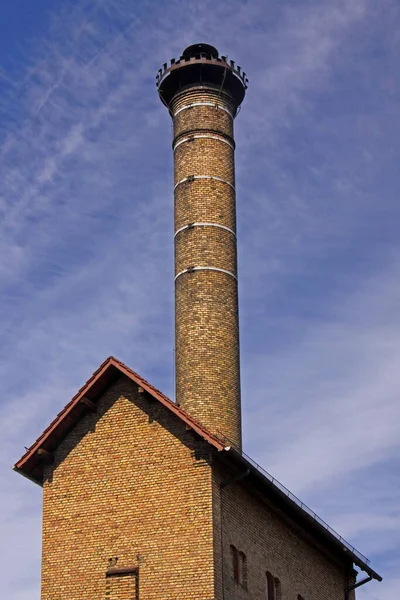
(40, 376), (216, 600)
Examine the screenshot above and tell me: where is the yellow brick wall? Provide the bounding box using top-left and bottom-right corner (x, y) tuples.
(106, 572), (138, 600)
(172, 89), (234, 139)
(174, 181), (236, 232)
(171, 86), (242, 449)
(174, 138), (235, 184)
(39, 373), (356, 600)
(212, 467), (356, 600)
(41, 376), (216, 600)
(175, 226), (237, 274)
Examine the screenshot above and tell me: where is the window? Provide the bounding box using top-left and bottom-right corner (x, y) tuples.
(230, 545), (247, 588)
(239, 551), (247, 590)
(298, 596), (305, 600)
(266, 571), (281, 600)
(230, 545), (239, 583)
(105, 565), (138, 600)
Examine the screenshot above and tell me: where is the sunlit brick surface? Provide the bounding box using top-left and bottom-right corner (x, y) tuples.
(41, 377), (215, 600)
(172, 89), (234, 139)
(106, 573), (137, 600)
(171, 87), (242, 448)
(174, 180), (236, 232)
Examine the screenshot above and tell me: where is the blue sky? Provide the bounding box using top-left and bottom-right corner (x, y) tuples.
(1, 0), (398, 597)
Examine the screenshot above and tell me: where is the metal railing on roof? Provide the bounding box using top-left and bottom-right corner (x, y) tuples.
(218, 434), (370, 566)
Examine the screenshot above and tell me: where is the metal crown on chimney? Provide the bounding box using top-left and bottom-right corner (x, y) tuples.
(157, 44), (248, 449)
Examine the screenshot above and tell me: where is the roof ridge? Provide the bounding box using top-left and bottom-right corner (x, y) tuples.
(108, 356), (225, 446)
(14, 356), (226, 480)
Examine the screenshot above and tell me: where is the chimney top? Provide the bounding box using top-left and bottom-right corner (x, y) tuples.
(156, 44), (248, 112)
(182, 43), (219, 58)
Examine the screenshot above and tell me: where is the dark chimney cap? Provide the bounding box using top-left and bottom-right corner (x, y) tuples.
(182, 43), (219, 58)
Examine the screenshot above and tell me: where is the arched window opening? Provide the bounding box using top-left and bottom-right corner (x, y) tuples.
(266, 571), (274, 600)
(230, 545), (239, 583)
(266, 571), (281, 600)
(275, 577), (282, 600)
(239, 551), (247, 589)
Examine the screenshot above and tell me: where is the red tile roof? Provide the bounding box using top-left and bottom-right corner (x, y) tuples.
(14, 356), (225, 485)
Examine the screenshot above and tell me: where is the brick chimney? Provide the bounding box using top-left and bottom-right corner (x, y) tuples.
(157, 44), (248, 449)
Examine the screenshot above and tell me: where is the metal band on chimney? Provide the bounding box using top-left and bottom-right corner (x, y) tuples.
(174, 266), (237, 282)
(173, 134), (235, 151)
(174, 222), (236, 238)
(174, 175), (235, 191)
(173, 102), (233, 119)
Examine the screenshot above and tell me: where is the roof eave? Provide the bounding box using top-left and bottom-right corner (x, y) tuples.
(13, 465), (43, 487)
(14, 356), (225, 482)
(222, 447), (382, 582)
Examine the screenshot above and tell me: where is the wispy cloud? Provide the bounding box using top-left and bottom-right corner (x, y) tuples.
(243, 255), (400, 486)
(1, 0), (398, 597)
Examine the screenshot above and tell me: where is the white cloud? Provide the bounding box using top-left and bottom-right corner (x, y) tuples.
(244, 257), (400, 487)
(1, 0), (398, 597)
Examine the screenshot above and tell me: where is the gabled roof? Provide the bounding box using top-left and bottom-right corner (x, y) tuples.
(14, 356), (381, 584)
(14, 356), (225, 485)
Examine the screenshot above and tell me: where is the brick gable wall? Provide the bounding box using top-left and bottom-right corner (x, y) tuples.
(38, 370), (358, 600)
(41, 375), (216, 600)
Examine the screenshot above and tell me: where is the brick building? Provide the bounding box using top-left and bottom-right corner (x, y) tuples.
(14, 44), (381, 599)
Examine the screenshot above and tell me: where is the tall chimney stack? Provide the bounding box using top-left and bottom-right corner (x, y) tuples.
(157, 44), (248, 449)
